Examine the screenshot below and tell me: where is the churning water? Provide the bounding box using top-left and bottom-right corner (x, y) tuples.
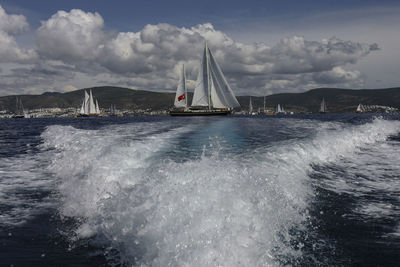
(1, 115), (400, 266)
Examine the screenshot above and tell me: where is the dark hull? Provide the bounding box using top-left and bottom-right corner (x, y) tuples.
(11, 115), (24, 118)
(169, 110), (231, 116)
(76, 114), (99, 117)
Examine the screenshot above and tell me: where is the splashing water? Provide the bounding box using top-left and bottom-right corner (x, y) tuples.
(32, 117), (400, 266)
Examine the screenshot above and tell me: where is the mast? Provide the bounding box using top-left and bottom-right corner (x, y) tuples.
(183, 64), (187, 108)
(263, 96), (266, 112)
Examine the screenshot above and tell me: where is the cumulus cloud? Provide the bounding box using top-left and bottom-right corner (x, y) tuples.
(37, 9), (105, 62)
(1, 8), (379, 95)
(0, 5), (37, 63)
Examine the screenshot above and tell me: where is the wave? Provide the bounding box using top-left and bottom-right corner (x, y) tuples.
(38, 117), (400, 266)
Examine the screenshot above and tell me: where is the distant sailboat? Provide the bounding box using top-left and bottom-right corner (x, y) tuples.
(78, 89), (100, 116)
(170, 43), (240, 116)
(320, 98), (327, 113)
(12, 96), (25, 118)
(110, 104), (119, 116)
(275, 104), (286, 114)
(356, 103), (365, 113)
(249, 97), (254, 115)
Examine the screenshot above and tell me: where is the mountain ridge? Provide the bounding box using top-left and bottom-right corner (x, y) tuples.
(1, 86), (399, 113)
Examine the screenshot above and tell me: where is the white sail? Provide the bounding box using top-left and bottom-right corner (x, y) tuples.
(95, 99), (100, 114)
(174, 64), (187, 108)
(191, 44), (240, 109)
(357, 103), (365, 112)
(249, 97), (253, 114)
(192, 45), (210, 107)
(79, 99), (85, 114)
(88, 90), (96, 114)
(207, 47), (240, 108)
(320, 98), (327, 113)
(276, 104), (285, 113)
(84, 90), (90, 114)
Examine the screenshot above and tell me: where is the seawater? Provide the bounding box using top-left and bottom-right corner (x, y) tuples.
(1, 115), (400, 266)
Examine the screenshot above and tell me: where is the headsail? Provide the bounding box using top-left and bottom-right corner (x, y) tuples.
(95, 99), (100, 114)
(208, 47), (240, 108)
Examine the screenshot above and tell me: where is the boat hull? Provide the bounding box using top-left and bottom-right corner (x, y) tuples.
(169, 109), (231, 116)
(11, 115), (24, 118)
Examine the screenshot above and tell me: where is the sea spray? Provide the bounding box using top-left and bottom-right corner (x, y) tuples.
(39, 117), (400, 266)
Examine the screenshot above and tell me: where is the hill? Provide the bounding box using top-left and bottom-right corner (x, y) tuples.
(238, 87), (400, 113)
(1, 86), (400, 113)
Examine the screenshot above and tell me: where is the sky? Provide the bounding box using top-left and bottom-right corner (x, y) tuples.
(0, 0), (400, 96)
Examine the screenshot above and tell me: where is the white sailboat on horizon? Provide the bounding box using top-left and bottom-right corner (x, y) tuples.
(12, 96), (25, 118)
(78, 89), (101, 117)
(320, 98), (327, 113)
(275, 104), (286, 114)
(356, 103), (365, 113)
(170, 43), (240, 116)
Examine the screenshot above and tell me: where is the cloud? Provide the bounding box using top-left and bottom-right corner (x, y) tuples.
(62, 85), (78, 92)
(0, 5), (37, 63)
(0, 5), (29, 34)
(1, 8), (379, 95)
(37, 9), (105, 62)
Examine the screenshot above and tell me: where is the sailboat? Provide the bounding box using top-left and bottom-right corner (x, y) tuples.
(249, 97), (254, 115)
(110, 104), (119, 116)
(319, 98), (327, 113)
(12, 96), (25, 118)
(275, 104), (286, 114)
(169, 44), (240, 116)
(78, 89), (101, 117)
(356, 103), (365, 113)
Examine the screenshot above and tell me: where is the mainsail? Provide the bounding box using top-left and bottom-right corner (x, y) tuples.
(191, 43), (240, 109)
(174, 64), (187, 108)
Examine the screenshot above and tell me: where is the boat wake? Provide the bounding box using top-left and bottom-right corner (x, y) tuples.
(33, 117), (400, 266)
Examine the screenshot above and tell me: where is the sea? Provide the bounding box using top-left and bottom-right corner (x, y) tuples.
(1, 114), (400, 266)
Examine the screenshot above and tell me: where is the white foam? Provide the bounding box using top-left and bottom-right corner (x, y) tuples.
(40, 117), (400, 266)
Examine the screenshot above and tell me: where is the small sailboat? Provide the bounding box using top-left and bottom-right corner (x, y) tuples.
(275, 104), (286, 114)
(12, 96), (25, 118)
(110, 104), (119, 116)
(169, 44), (240, 116)
(249, 97), (255, 115)
(319, 98), (327, 113)
(356, 103), (365, 113)
(78, 89), (100, 117)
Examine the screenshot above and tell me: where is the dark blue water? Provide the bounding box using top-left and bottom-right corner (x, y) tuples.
(1, 114), (399, 266)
